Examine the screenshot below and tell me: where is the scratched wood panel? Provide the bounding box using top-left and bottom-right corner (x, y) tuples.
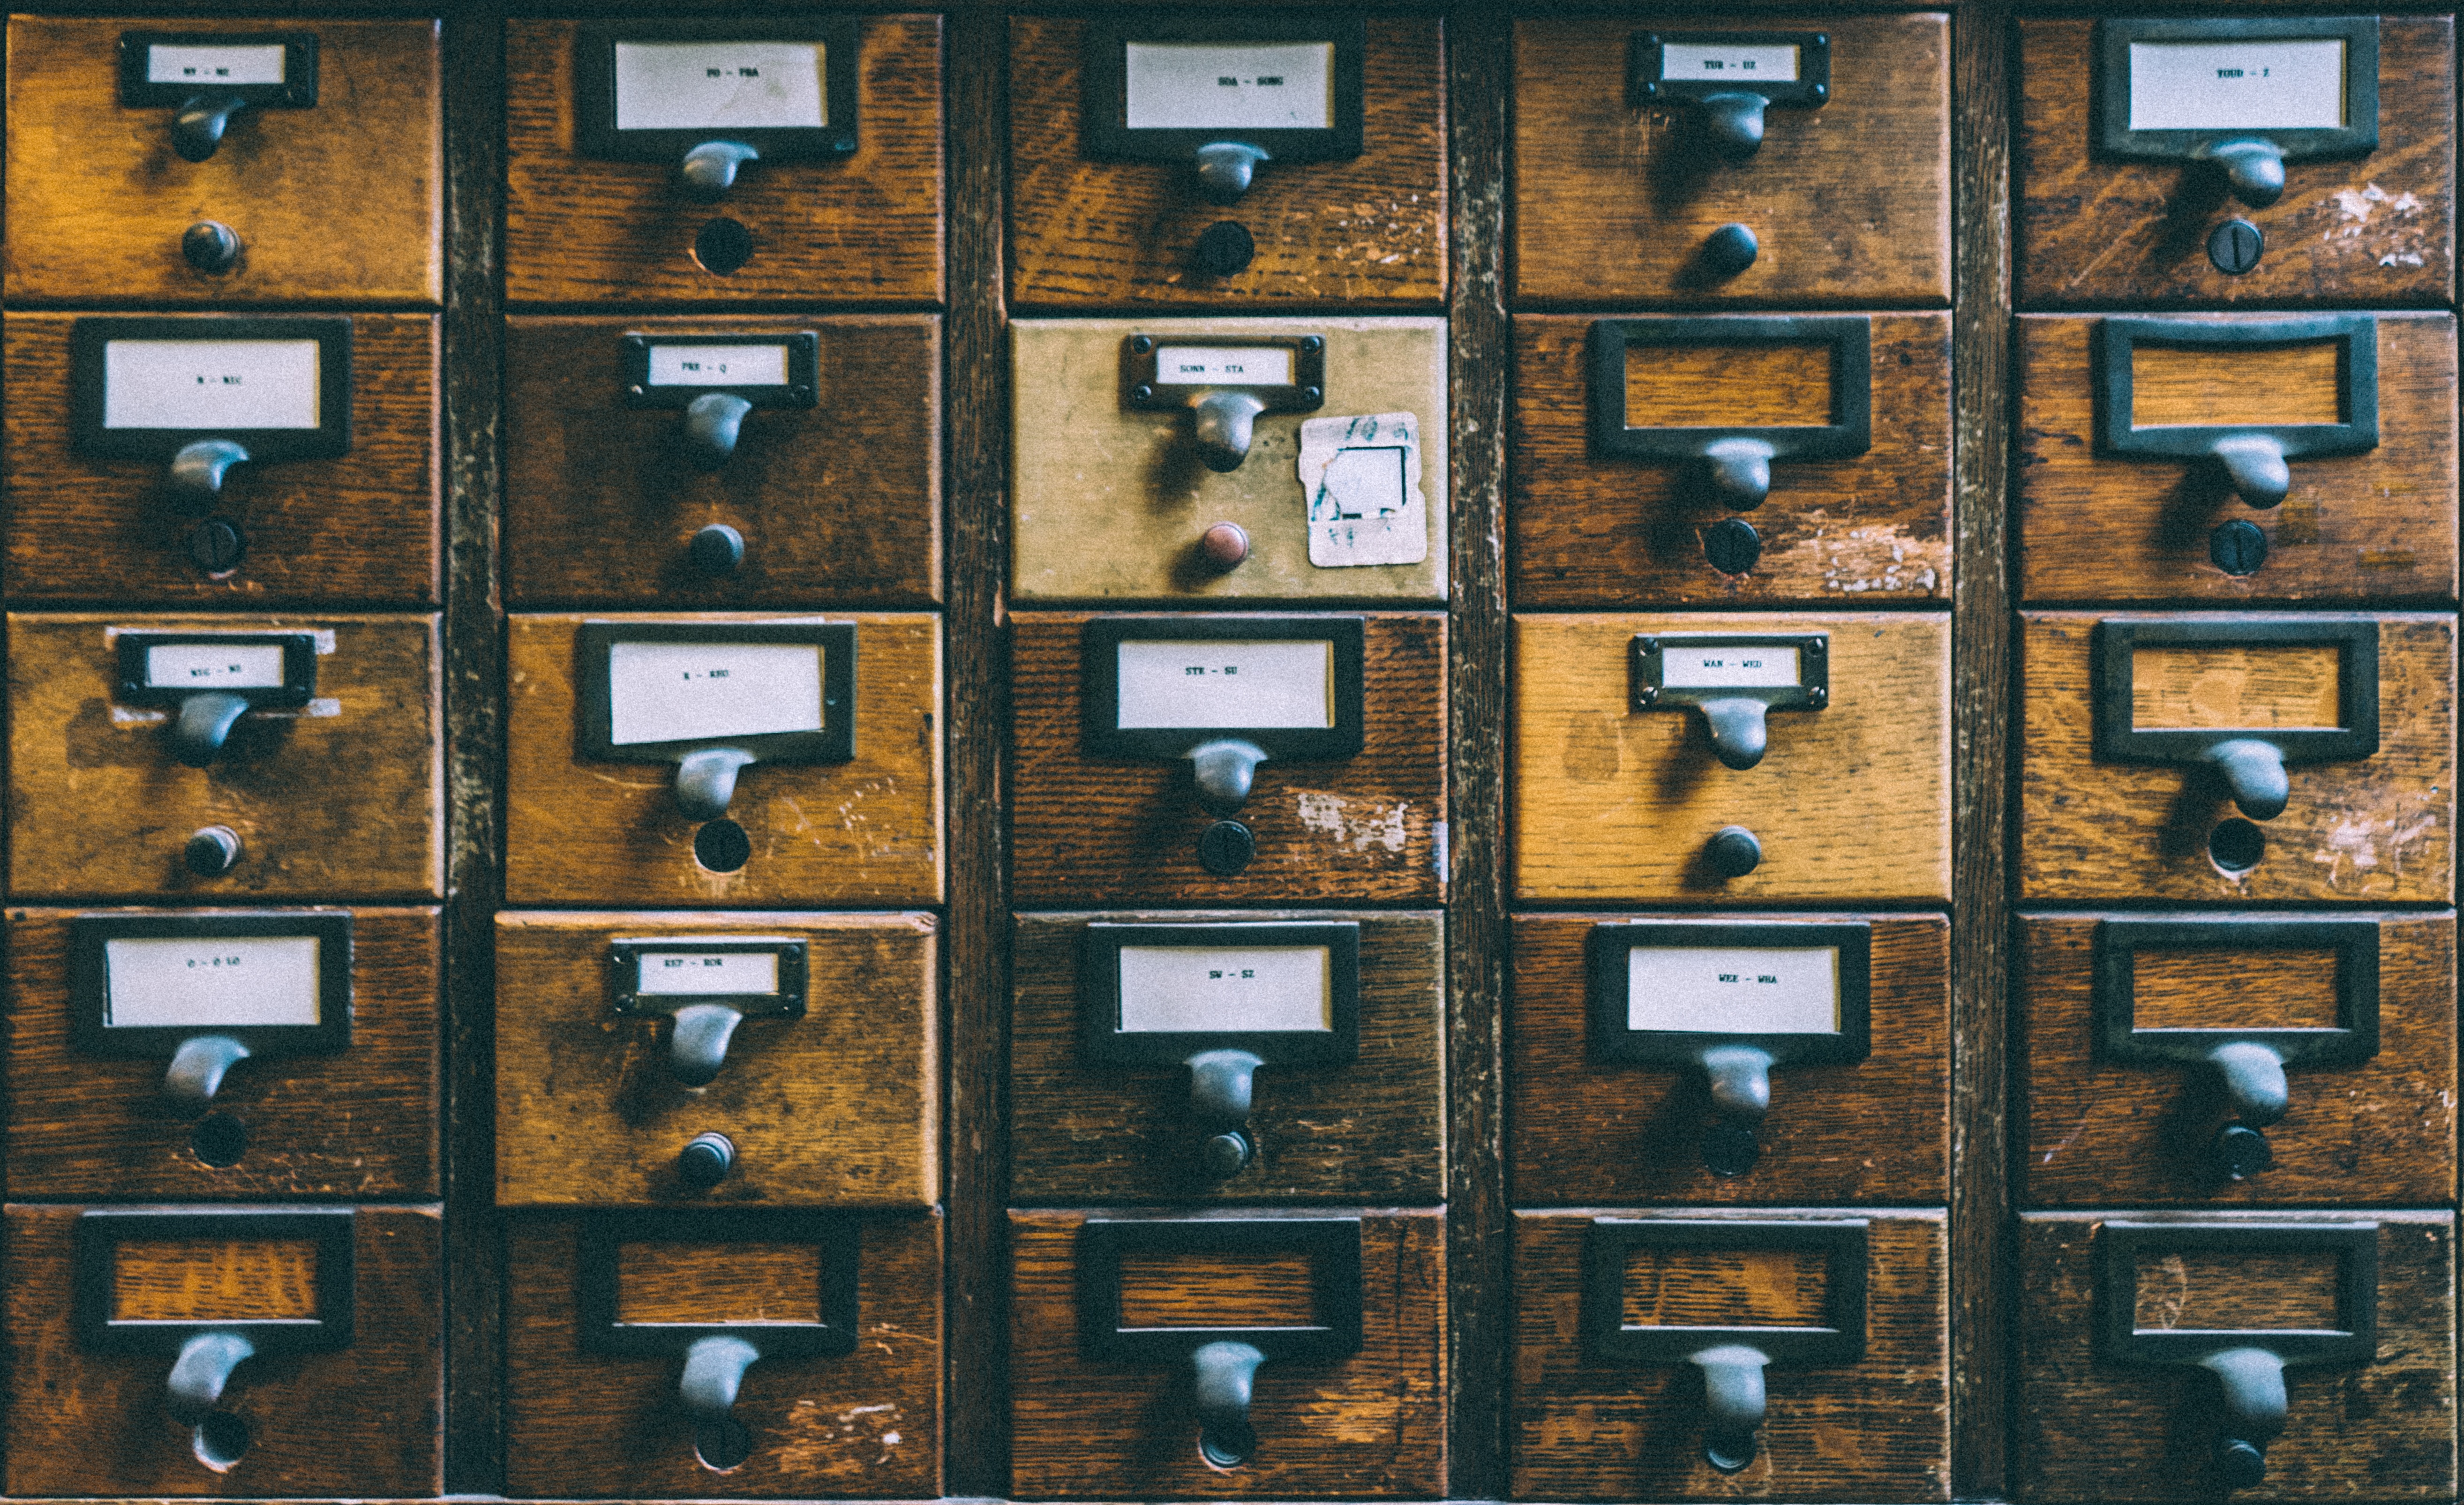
(4, 313), (441, 606)
(1116, 1250), (1322, 1330)
(1512, 614), (1951, 903)
(1511, 1210), (1950, 1502)
(1621, 1244), (1830, 1328)
(1006, 17), (1446, 308)
(494, 911), (936, 1208)
(503, 614), (942, 906)
(3, 1204), (442, 1496)
(6, 907), (439, 1200)
(1511, 914), (1948, 1206)
(1513, 312), (1952, 606)
(2017, 614), (2455, 903)
(2132, 341), (2344, 428)
(503, 17), (942, 305)
(1009, 1209), (1446, 1499)
(2018, 912), (2455, 1205)
(615, 1243), (824, 1325)
(2015, 18), (2456, 307)
(504, 1211), (941, 1498)
(2131, 644), (2344, 730)
(2015, 314), (2458, 604)
(2132, 1248), (2341, 1332)
(1512, 14), (1951, 306)
(3, 18), (442, 305)
(6, 614), (443, 901)
(2015, 1212), (2456, 1501)
(504, 315), (941, 608)
(111, 1239), (319, 1322)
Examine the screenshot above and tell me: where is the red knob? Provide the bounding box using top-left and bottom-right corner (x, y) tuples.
(1199, 521), (1251, 572)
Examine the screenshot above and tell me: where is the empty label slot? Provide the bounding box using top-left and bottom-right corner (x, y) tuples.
(2131, 645), (2344, 731)
(2130, 342), (2344, 429)
(2131, 948), (2344, 1031)
(112, 1239), (319, 1323)
(1116, 1250), (1322, 1329)
(1626, 342), (1833, 429)
(1623, 1244), (1831, 1330)
(616, 1243), (825, 1325)
(2133, 1247), (2345, 1333)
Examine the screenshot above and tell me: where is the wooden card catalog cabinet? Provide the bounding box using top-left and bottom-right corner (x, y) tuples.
(507, 1209), (940, 1497)
(3, 18), (442, 304)
(504, 315), (940, 606)
(2016, 314), (2458, 603)
(2018, 614), (2455, 902)
(1011, 911), (1442, 1203)
(2018, 18), (2456, 306)
(6, 614), (443, 900)
(1511, 1210), (1949, 1501)
(495, 912), (936, 1208)
(1513, 614), (1950, 904)
(1513, 313), (1951, 606)
(504, 614), (942, 906)
(2016, 1213), (2456, 1501)
(1512, 914), (1948, 1205)
(3, 1205), (442, 1496)
(1011, 318), (1447, 604)
(1011, 613), (1444, 906)
(1513, 15), (1950, 305)
(505, 18), (942, 304)
(1008, 14), (1443, 306)
(2020, 913), (2455, 1205)
(1008, 1211), (1445, 1498)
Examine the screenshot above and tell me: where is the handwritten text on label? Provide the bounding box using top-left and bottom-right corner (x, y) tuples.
(606, 641), (824, 746)
(104, 936), (321, 1028)
(1118, 944), (1333, 1033)
(103, 340), (321, 431)
(1658, 644), (1803, 690)
(1114, 639), (1336, 729)
(635, 951), (781, 996)
(1122, 41), (1336, 131)
(1659, 42), (1801, 83)
(2128, 38), (2346, 131)
(612, 40), (828, 132)
(1628, 945), (1840, 1034)
(145, 643), (286, 689)
(646, 344), (791, 388)
(146, 43), (287, 85)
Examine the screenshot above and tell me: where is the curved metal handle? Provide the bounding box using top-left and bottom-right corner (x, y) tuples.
(2207, 738), (2290, 821)
(1700, 1044), (1775, 1125)
(1191, 391), (1270, 473)
(2207, 1041), (2291, 1128)
(169, 440), (251, 515)
(676, 746), (758, 821)
(2207, 139), (2287, 209)
(1690, 1343), (1771, 1473)
(669, 1003), (746, 1087)
(166, 1331), (256, 1425)
(1194, 141), (1269, 204)
(1188, 1048), (1265, 1128)
(1698, 91), (1769, 159)
(1696, 698), (1772, 771)
(680, 1333), (763, 1423)
(2201, 1345), (2289, 1486)
(680, 140), (759, 200)
(1189, 738), (1268, 816)
(165, 1034), (253, 1110)
(2210, 434), (2291, 509)
(1698, 437), (1775, 510)
(169, 692), (251, 769)
(683, 393), (755, 468)
(173, 94), (248, 163)
(1193, 1339), (1267, 1468)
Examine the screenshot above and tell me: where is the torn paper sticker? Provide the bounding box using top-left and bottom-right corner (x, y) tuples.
(1299, 412), (1429, 569)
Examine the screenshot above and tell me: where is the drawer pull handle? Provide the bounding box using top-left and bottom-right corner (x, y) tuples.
(172, 94), (248, 163)
(2209, 434), (2291, 510)
(682, 394), (754, 467)
(1698, 437), (1774, 511)
(1187, 1047), (1264, 1181)
(1192, 391), (1268, 472)
(2205, 739), (2290, 822)
(168, 691), (251, 768)
(1697, 698), (1771, 771)
(676, 746), (758, 822)
(1693, 1343), (1770, 1472)
(1193, 1339), (1266, 1467)
(169, 439), (250, 514)
(165, 1330), (256, 1425)
(668, 1003), (744, 1088)
(1194, 142), (1268, 206)
(1190, 738), (1267, 816)
(2203, 139), (2286, 210)
(1701, 1043), (1773, 1122)
(1697, 92), (1767, 159)
(164, 1034), (252, 1110)
(680, 141), (759, 202)
(680, 1333), (762, 1423)
(2201, 1348), (2288, 1488)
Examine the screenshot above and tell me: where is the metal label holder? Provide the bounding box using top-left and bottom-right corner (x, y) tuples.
(1077, 1216), (1364, 1363)
(1585, 921), (1871, 1071)
(1581, 1218), (1868, 1366)
(1081, 12), (1367, 166)
(1628, 30), (1831, 110)
(118, 30), (319, 110)
(1632, 633), (1829, 715)
(113, 631), (318, 712)
(574, 18), (861, 165)
(2096, 1220), (2378, 1370)
(621, 332), (819, 412)
(2095, 316), (2379, 464)
(75, 1208), (355, 1355)
(2094, 17), (2378, 166)
(575, 621), (857, 767)
(1078, 921), (1361, 1067)
(1080, 616), (1367, 763)
(1122, 333), (1326, 415)
(1588, 317), (1872, 464)
(607, 936), (810, 1022)
(2092, 917), (2380, 1072)
(71, 317), (354, 465)
(2091, 616), (2379, 769)
(68, 911), (353, 1061)
(578, 1209), (859, 1360)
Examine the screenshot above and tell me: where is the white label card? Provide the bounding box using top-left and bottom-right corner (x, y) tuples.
(105, 936), (321, 1028)
(1659, 643), (1803, 690)
(1628, 946), (1840, 1034)
(606, 641), (824, 746)
(1301, 412), (1429, 569)
(147, 43), (287, 85)
(635, 950), (781, 996)
(1152, 345), (1294, 387)
(146, 643), (286, 689)
(1117, 945), (1332, 1033)
(104, 340), (321, 431)
(1659, 42), (1801, 83)
(612, 41), (828, 132)
(1114, 639), (1334, 729)
(646, 344), (790, 388)
(2128, 39), (2346, 131)
(1122, 41), (1336, 131)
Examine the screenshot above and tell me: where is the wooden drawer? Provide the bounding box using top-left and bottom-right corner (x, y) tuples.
(505, 1209), (941, 1498)
(1513, 613), (1951, 904)
(505, 18), (942, 306)
(1513, 312), (1951, 606)
(2018, 612), (2455, 902)
(6, 612), (444, 901)
(1511, 1209), (1948, 1502)
(1007, 16), (1445, 308)
(1513, 15), (1951, 307)
(2016, 1211), (2456, 1501)
(1011, 612), (1446, 906)
(2015, 314), (2458, 604)
(1511, 913), (1948, 1206)
(1009, 1208), (1445, 1499)
(3, 18), (441, 306)
(496, 911), (936, 1209)
(1012, 318), (1447, 605)
(1010, 910), (1443, 1204)
(504, 613), (942, 906)
(504, 315), (940, 607)
(3, 1203), (442, 1496)
(2017, 18), (2456, 308)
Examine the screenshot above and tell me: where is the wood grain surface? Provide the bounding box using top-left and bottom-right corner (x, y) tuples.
(1512, 614), (1951, 903)
(2015, 18), (2457, 307)
(494, 910), (936, 1209)
(2131, 341), (2344, 428)
(1510, 1209), (1950, 1502)
(1512, 15), (1951, 306)
(2131, 1247), (2340, 1332)
(614, 1242), (824, 1325)
(2130, 644), (2344, 729)
(6, 906), (439, 1200)
(2, 18), (442, 306)
(6, 614), (444, 901)
(1010, 613), (1446, 906)
(1625, 340), (1835, 427)
(1006, 17), (1446, 308)
(1619, 1244), (1830, 1328)
(2017, 912), (2456, 1206)
(1008, 1208), (1446, 1499)
(2015, 1212), (2456, 1501)
(3, 1203), (443, 1497)
(1511, 913), (1948, 1205)
(503, 614), (942, 907)
(1512, 312), (1952, 606)
(504, 315), (940, 608)
(505, 1211), (940, 1499)
(2017, 613), (2455, 902)
(1116, 1250), (1323, 1330)
(504, 17), (942, 305)
(111, 1238), (320, 1322)
(1009, 910), (1443, 1205)
(2015, 314), (2458, 604)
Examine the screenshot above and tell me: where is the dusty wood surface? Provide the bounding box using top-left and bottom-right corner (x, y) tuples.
(613, 1242), (825, 1325)
(110, 1238), (321, 1322)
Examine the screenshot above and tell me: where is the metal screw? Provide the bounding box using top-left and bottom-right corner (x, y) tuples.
(1814, 33), (1828, 45)
(1807, 687), (1828, 706)
(1638, 687), (1659, 704)
(1811, 83), (1828, 100)
(1300, 336), (1323, 353)
(1805, 638), (1825, 655)
(2208, 217), (2264, 276)
(1130, 335), (1154, 354)
(1641, 638), (1660, 654)
(628, 384), (646, 398)
(1302, 386), (1322, 404)
(789, 386), (811, 401)
(1131, 383), (1154, 402)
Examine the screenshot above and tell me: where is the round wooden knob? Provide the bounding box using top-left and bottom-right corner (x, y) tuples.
(1199, 522), (1251, 572)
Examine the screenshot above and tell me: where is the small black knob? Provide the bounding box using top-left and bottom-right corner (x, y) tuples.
(1701, 1119), (1760, 1177)
(689, 524), (745, 576)
(1194, 220), (1257, 278)
(677, 1131), (736, 1187)
(1702, 517), (1762, 576)
(1200, 1130), (1253, 1181)
(2209, 519), (2268, 577)
(182, 220), (241, 274)
(1700, 222), (1759, 278)
(185, 518), (248, 575)
(2217, 1438), (2268, 1491)
(185, 825), (242, 876)
(693, 217), (755, 276)
(2209, 1123), (2275, 1182)
(1197, 819), (1255, 876)
(1705, 825), (1762, 878)
(2208, 217), (2265, 276)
